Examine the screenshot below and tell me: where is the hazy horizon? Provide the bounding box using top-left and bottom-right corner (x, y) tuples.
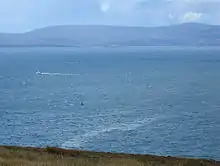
(0, 22), (214, 34)
(1, 0), (220, 33)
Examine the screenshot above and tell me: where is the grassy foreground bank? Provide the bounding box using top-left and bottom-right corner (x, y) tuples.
(0, 146), (219, 166)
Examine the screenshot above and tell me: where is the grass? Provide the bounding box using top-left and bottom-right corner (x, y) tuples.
(0, 146), (219, 166)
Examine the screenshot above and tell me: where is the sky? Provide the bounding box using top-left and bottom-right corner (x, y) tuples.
(0, 0), (220, 32)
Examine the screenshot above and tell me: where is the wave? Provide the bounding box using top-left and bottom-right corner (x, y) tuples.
(61, 117), (156, 149)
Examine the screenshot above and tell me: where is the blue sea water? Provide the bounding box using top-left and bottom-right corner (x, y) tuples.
(0, 47), (220, 160)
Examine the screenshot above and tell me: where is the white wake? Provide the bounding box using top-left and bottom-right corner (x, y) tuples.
(37, 72), (80, 76)
(61, 117), (157, 149)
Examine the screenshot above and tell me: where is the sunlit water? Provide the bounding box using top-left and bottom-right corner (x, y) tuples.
(0, 47), (220, 160)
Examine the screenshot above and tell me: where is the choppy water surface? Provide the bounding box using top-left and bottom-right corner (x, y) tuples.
(0, 47), (220, 160)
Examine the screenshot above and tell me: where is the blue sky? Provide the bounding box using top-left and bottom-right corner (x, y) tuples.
(0, 0), (220, 32)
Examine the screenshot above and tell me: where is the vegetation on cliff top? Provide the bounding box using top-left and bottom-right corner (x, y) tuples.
(0, 146), (219, 166)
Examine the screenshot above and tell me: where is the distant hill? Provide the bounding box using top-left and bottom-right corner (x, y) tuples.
(1, 23), (220, 47)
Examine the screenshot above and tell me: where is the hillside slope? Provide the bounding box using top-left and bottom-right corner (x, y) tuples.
(0, 23), (220, 47)
(0, 146), (220, 166)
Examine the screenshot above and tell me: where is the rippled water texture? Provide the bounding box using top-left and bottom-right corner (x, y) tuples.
(0, 47), (220, 160)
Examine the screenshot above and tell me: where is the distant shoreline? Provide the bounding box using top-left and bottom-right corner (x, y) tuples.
(0, 45), (220, 48)
(1, 23), (220, 47)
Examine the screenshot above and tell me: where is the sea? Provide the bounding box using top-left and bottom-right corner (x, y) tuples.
(0, 46), (220, 160)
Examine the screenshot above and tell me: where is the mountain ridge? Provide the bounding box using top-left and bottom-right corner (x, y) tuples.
(1, 23), (220, 47)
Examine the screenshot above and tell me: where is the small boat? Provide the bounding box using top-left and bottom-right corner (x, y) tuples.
(36, 71), (41, 75)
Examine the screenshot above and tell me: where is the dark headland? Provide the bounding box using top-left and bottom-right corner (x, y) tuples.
(0, 23), (220, 47)
(0, 146), (219, 166)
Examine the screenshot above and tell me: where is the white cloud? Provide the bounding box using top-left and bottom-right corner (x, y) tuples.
(99, 0), (139, 13)
(168, 13), (175, 19)
(100, 0), (111, 12)
(182, 12), (203, 22)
